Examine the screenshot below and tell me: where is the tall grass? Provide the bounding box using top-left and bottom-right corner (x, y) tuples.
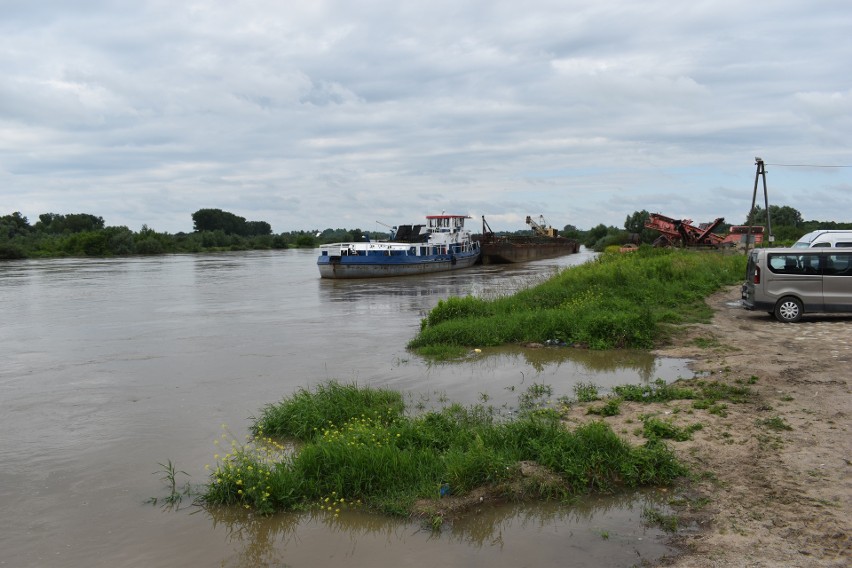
(409, 248), (746, 351)
(202, 381), (686, 516)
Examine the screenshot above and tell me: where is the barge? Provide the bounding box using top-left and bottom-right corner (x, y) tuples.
(475, 216), (580, 264)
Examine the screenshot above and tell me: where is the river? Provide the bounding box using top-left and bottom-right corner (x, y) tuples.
(0, 248), (689, 567)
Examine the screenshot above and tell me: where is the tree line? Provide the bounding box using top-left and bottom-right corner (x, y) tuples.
(0, 209), (364, 260)
(3, 205), (850, 259)
(566, 205), (852, 252)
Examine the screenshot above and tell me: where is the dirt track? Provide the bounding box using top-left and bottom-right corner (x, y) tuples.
(566, 285), (851, 567)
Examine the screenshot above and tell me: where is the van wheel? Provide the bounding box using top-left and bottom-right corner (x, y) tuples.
(774, 297), (803, 323)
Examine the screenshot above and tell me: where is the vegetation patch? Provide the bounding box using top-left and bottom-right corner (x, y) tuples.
(202, 381), (687, 517)
(643, 506), (680, 532)
(756, 416), (793, 431)
(586, 399), (622, 417)
(409, 248), (746, 352)
(641, 417), (703, 442)
(612, 378), (698, 402)
(573, 381), (601, 403)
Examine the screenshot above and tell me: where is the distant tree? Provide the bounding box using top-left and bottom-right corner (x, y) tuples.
(1, 212), (32, 238)
(36, 213), (105, 234)
(192, 209), (245, 234)
(294, 232), (317, 247)
(245, 220), (272, 236)
(746, 205), (803, 228)
(192, 208), (273, 236)
(561, 224), (581, 240)
(623, 210), (657, 244)
(584, 224), (610, 248)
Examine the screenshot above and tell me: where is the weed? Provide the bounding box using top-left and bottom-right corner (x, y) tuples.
(613, 379), (696, 402)
(692, 336), (721, 349)
(518, 383), (553, 412)
(587, 399), (622, 417)
(642, 417), (703, 442)
(643, 507), (679, 532)
(573, 382), (600, 403)
(149, 460), (192, 508)
(693, 400), (728, 416)
(756, 416), (793, 431)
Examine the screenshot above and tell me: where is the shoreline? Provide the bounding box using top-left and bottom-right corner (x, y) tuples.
(616, 285), (850, 566)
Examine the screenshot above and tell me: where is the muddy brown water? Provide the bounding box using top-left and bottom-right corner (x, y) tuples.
(0, 249), (687, 567)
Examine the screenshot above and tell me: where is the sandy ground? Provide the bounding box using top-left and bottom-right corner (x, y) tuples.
(563, 285), (851, 567)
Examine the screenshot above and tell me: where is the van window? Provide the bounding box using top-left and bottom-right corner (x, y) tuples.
(767, 253), (821, 275)
(837, 242), (852, 248)
(824, 253), (852, 276)
(812, 242), (831, 247)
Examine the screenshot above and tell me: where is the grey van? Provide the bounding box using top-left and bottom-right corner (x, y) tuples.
(742, 247), (852, 322)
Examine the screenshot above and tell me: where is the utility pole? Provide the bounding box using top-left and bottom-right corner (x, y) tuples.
(746, 157), (772, 255)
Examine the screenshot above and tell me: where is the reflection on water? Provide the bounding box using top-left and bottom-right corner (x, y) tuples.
(470, 345), (690, 383)
(205, 490), (673, 568)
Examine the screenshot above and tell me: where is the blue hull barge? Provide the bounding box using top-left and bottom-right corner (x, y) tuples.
(317, 214), (481, 279)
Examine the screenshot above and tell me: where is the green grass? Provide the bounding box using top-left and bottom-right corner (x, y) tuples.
(586, 399), (622, 417)
(573, 382), (600, 403)
(202, 381), (687, 516)
(409, 248), (746, 352)
(643, 507), (679, 532)
(612, 378), (698, 402)
(641, 417), (703, 442)
(756, 416), (793, 431)
(251, 381), (406, 440)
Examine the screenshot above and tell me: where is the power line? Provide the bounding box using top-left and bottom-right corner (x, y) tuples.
(764, 163), (852, 168)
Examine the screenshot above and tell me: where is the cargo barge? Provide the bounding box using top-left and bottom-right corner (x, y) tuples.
(475, 216), (580, 265)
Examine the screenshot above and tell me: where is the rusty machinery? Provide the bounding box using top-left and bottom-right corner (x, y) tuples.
(644, 213), (726, 247)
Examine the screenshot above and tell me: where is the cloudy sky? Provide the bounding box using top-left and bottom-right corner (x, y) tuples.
(2, 0), (851, 234)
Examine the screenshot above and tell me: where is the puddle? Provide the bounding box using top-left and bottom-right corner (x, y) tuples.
(204, 490), (676, 567)
(393, 346), (694, 411)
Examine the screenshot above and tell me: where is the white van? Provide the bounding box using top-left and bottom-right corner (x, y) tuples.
(742, 247), (852, 322)
(792, 230), (852, 248)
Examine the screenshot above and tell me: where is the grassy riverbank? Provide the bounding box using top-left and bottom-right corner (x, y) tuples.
(410, 248), (746, 354)
(201, 381), (686, 517)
